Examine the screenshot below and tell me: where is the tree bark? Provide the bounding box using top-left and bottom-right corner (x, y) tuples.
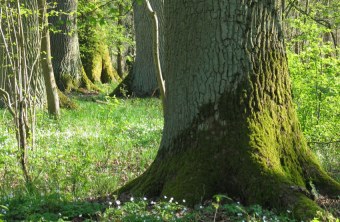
(127, 0), (164, 97)
(116, 3), (124, 78)
(78, 0), (120, 85)
(119, 0), (340, 219)
(22, 0), (46, 107)
(79, 29), (120, 84)
(38, 0), (60, 117)
(49, 0), (92, 92)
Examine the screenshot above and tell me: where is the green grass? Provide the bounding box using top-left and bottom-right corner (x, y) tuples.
(0, 95), (163, 221)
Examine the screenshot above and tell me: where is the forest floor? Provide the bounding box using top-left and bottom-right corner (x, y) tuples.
(0, 89), (339, 221)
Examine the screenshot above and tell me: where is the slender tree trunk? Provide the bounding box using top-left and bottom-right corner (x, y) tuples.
(116, 45), (124, 78)
(38, 0), (60, 117)
(119, 0), (340, 220)
(0, 0), (43, 184)
(116, 3), (124, 78)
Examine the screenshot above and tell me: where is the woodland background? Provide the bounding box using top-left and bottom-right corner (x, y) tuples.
(0, 0), (339, 221)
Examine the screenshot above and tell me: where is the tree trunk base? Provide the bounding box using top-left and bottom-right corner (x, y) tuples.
(57, 89), (78, 109)
(117, 122), (339, 220)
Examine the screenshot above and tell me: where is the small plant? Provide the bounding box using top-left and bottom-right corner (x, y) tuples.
(101, 196), (188, 221)
(212, 194), (231, 222)
(0, 205), (8, 222)
(311, 211), (339, 222)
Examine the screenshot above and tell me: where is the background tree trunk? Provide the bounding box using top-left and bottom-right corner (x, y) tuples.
(113, 0), (164, 97)
(115, 3), (125, 78)
(120, 0), (339, 219)
(49, 0), (92, 92)
(79, 21), (120, 84)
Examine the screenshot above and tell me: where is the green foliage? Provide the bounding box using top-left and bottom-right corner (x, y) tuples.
(311, 211), (339, 222)
(78, 0), (134, 64)
(0, 93), (163, 220)
(286, 3), (340, 180)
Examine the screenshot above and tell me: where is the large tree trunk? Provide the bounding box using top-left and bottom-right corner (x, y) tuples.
(49, 0), (94, 92)
(118, 0), (164, 97)
(120, 0), (340, 219)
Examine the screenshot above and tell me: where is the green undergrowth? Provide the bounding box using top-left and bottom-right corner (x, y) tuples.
(100, 196), (299, 222)
(0, 93), (163, 221)
(100, 195), (338, 222)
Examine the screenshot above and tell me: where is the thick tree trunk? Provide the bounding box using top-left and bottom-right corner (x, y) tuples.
(120, 0), (340, 219)
(49, 0), (93, 92)
(78, 0), (120, 85)
(80, 35), (120, 84)
(38, 0), (60, 117)
(129, 0), (164, 97)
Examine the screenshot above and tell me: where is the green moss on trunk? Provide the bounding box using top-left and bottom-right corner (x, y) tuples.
(82, 43), (120, 84)
(57, 89), (78, 109)
(79, 66), (100, 92)
(118, 89), (339, 220)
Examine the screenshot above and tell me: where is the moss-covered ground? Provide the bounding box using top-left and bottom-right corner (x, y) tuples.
(0, 84), (338, 221)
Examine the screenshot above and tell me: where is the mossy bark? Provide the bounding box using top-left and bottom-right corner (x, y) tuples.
(118, 0), (340, 220)
(81, 43), (120, 84)
(57, 89), (78, 110)
(78, 0), (120, 85)
(48, 0), (97, 92)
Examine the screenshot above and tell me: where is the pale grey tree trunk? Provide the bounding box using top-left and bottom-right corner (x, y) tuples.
(120, 0), (340, 219)
(130, 0), (164, 97)
(49, 0), (82, 91)
(38, 0), (60, 117)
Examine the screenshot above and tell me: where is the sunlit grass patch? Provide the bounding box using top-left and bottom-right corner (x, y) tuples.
(0, 97), (163, 204)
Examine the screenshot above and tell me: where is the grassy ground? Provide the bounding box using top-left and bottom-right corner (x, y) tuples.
(0, 90), (338, 221)
(0, 94), (164, 221)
